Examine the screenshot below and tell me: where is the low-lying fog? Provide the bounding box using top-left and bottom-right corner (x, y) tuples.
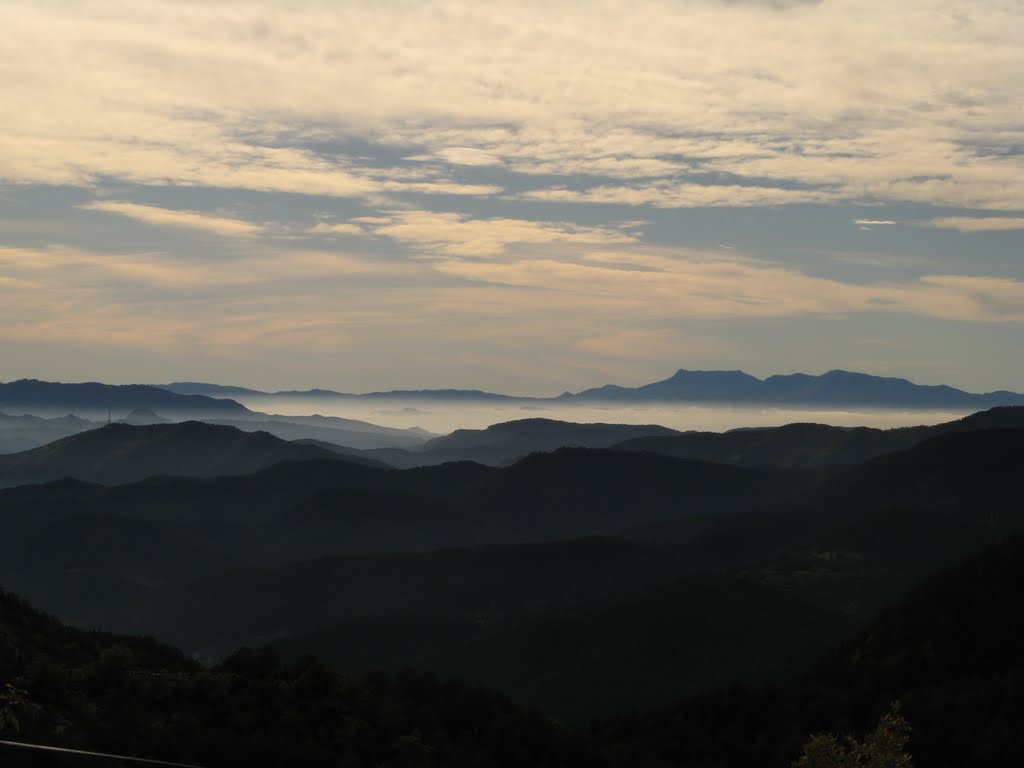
(231, 396), (974, 435)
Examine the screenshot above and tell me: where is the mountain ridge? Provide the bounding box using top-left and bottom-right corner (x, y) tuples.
(569, 368), (1024, 407)
(159, 368), (1024, 408)
(0, 379), (249, 414)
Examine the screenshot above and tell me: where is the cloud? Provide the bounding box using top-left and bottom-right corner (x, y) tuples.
(370, 211), (639, 257)
(922, 216), (1024, 233)
(576, 328), (733, 362)
(0, 1), (1021, 210)
(432, 247), (1024, 323)
(523, 182), (835, 208)
(854, 219), (898, 225)
(80, 201), (267, 237)
(0, 242), (423, 356)
(1, 237), (1021, 395)
(309, 222), (364, 236)
(0, 244), (255, 289)
(431, 147), (502, 167)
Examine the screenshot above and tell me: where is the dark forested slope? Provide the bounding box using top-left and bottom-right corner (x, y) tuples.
(598, 534), (1024, 767)
(0, 589), (603, 768)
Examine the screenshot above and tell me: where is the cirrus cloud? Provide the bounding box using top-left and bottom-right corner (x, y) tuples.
(923, 217), (1024, 233)
(80, 201), (268, 237)
(0, 1), (1021, 211)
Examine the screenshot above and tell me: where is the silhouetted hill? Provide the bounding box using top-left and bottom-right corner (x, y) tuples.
(807, 426), (1024, 519)
(290, 438), (392, 468)
(161, 381), (270, 397)
(374, 418), (682, 468)
(614, 404), (1024, 467)
(0, 421), (343, 487)
(117, 407), (169, 425)
(208, 415), (430, 449)
(570, 369), (762, 401)
(568, 368), (1024, 407)
(617, 422), (910, 467)
(0, 378), (249, 414)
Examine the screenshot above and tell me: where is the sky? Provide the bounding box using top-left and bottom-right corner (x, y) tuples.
(1, 0), (1022, 396)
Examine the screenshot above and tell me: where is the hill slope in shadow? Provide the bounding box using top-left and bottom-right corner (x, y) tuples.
(0, 421), (343, 488)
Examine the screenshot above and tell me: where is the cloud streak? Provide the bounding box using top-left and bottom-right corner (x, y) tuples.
(433, 248), (1024, 324)
(923, 217), (1024, 233)
(80, 201), (268, 237)
(370, 211), (639, 257)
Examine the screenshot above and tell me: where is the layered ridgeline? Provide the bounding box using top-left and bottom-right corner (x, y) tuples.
(3, 528), (1024, 765)
(367, 406), (1024, 468)
(367, 418), (682, 468)
(0, 411), (96, 454)
(0, 421), (389, 488)
(0, 409), (1020, 727)
(163, 380), (519, 401)
(162, 368), (1024, 408)
(614, 405), (1024, 467)
(0, 380), (431, 453)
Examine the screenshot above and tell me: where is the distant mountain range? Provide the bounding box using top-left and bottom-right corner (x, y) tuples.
(0, 381), (433, 454)
(0, 379), (249, 414)
(0, 410), (96, 454)
(565, 368), (1024, 407)
(161, 368), (1024, 408)
(161, 381), (518, 401)
(4, 371), (1022, 416)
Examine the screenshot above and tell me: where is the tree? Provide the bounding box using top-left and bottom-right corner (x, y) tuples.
(0, 683), (24, 735)
(793, 704), (912, 768)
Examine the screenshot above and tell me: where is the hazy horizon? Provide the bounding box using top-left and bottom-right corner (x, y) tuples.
(225, 395), (973, 435)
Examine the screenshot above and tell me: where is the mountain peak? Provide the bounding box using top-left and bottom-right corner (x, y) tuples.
(568, 368), (1024, 407)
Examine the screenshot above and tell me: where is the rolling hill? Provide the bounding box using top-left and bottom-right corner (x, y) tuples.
(614, 404), (1024, 467)
(369, 418), (681, 468)
(0, 421), (341, 487)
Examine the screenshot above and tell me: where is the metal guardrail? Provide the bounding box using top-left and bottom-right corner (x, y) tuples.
(0, 738), (206, 767)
